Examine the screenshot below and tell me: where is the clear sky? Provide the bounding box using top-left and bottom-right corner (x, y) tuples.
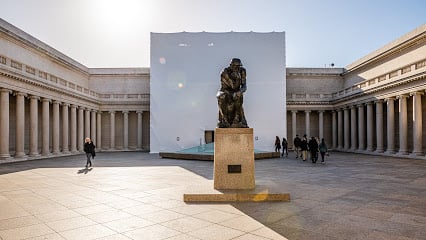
(0, 0), (425, 68)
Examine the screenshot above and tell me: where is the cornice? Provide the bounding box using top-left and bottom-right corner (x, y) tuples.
(344, 24), (426, 74)
(0, 19), (89, 75)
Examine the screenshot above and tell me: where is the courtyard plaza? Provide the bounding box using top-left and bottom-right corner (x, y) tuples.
(0, 151), (425, 240)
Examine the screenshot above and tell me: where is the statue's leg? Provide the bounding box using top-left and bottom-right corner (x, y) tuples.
(230, 94), (242, 127)
(217, 94), (230, 128)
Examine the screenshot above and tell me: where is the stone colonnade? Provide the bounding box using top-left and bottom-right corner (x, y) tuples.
(0, 88), (145, 160)
(290, 91), (425, 157)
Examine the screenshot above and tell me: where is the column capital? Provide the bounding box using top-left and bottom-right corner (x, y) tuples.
(41, 98), (51, 103)
(91, 109), (98, 113)
(304, 110), (311, 113)
(356, 104), (364, 108)
(318, 110), (325, 113)
(53, 100), (61, 105)
(365, 101), (373, 106)
(61, 102), (70, 107)
(136, 110), (144, 114)
(291, 110), (298, 113)
(70, 104), (78, 109)
(410, 91), (424, 97)
(109, 111), (116, 114)
(13, 91), (27, 97)
(385, 97), (396, 102)
(374, 99), (384, 104)
(0, 88), (12, 94)
(397, 94), (409, 99)
(29, 95), (40, 100)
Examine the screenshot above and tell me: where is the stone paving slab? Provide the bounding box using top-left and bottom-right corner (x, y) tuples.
(0, 152), (425, 240)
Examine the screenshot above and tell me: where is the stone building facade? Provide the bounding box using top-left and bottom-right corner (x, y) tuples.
(0, 18), (425, 162)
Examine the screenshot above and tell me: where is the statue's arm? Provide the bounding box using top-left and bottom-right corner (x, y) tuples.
(221, 71), (234, 90)
(240, 67), (247, 93)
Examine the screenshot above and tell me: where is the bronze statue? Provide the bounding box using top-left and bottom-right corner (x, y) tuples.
(217, 58), (248, 128)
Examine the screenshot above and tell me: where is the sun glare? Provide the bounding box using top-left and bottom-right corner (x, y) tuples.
(91, 0), (147, 32)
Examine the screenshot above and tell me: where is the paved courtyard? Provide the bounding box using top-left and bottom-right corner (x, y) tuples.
(0, 151), (425, 240)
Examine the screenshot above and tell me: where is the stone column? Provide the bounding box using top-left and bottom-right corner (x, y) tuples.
(375, 100), (384, 153)
(41, 98), (50, 156)
(385, 98), (395, 154)
(62, 103), (69, 153)
(291, 110), (297, 148)
(344, 107), (350, 150)
(337, 109), (343, 149)
(78, 107), (84, 151)
(123, 111), (129, 150)
(110, 111), (115, 149)
(332, 111), (337, 149)
(318, 110), (324, 140)
(411, 92), (423, 156)
(0, 89), (11, 159)
(137, 111), (143, 150)
(350, 106), (357, 150)
(29, 96), (40, 156)
(15, 92), (26, 158)
(398, 95), (408, 154)
(52, 101), (60, 154)
(91, 110), (96, 144)
(366, 102), (374, 152)
(357, 104), (365, 151)
(70, 105), (77, 153)
(84, 108), (90, 139)
(97, 111), (102, 150)
(305, 110), (310, 137)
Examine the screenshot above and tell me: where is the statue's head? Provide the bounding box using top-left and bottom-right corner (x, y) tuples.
(230, 58), (242, 68)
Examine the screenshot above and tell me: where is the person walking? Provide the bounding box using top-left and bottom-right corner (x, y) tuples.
(281, 137), (288, 157)
(308, 136), (319, 163)
(293, 134), (301, 158)
(319, 138), (328, 164)
(300, 135), (308, 161)
(83, 137), (95, 168)
(274, 136), (281, 153)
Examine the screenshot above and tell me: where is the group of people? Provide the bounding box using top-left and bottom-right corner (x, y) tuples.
(274, 136), (289, 157)
(275, 134), (328, 164)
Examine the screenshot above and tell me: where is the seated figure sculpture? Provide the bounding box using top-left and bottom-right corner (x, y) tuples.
(217, 58), (248, 128)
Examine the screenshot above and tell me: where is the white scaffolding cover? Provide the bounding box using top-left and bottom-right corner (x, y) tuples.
(150, 32), (286, 153)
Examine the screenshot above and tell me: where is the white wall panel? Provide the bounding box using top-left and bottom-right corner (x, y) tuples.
(150, 32), (286, 152)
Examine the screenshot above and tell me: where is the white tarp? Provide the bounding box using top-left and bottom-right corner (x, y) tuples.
(150, 32), (286, 153)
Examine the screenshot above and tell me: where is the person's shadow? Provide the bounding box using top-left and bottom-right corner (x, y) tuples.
(77, 167), (93, 174)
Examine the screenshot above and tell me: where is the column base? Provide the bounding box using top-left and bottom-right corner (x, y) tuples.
(397, 151), (409, 155)
(0, 154), (12, 160)
(410, 151), (424, 157)
(384, 150), (396, 154)
(14, 153), (27, 159)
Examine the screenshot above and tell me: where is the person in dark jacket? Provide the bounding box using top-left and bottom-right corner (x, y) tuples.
(83, 137), (95, 168)
(300, 135), (308, 161)
(308, 137), (319, 163)
(274, 136), (281, 152)
(319, 138), (328, 164)
(281, 137), (288, 157)
(293, 134), (301, 158)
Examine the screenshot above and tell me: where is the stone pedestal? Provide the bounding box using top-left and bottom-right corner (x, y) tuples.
(214, 128), (255, 190)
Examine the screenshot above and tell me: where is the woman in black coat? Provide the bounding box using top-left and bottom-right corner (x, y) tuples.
(83, 137), (95, 167)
